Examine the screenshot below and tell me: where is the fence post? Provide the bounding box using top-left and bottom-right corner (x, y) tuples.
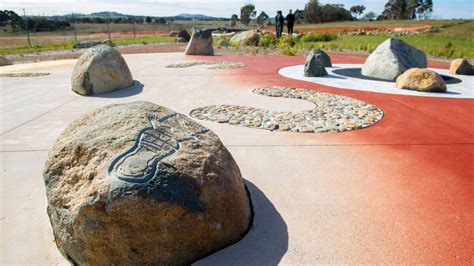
(133, 22), (136, 38)
(72, 12), (77, 42)
(23, 9), (31, 46)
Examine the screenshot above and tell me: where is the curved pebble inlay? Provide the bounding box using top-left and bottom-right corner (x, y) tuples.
(190, 86), (384, 133)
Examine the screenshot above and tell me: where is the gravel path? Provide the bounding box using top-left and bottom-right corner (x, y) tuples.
(190, 86), (384, 133)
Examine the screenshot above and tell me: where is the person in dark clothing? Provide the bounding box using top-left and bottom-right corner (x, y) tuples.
(275, 10), (285, 38)
(286, 9), (295, 35)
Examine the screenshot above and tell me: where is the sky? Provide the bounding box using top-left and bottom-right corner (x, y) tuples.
(1, 0), (473, 19)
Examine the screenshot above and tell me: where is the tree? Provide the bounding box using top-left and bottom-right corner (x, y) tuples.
(362, 11), (377, 21)
(350, 5), (366, 19)
(406, 0), (421, 19)
(304, 0), (322, 23)
(256, 11), (269, 26)
(417, 0), (433, 19)
(230, 14), (238, 27)
(240, 4), (256, 26)
(145, 16), (152, 23)
(294, 9), (304, 24)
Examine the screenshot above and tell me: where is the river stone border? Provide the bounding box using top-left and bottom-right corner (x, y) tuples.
(190, 86), (384, 133)
(166, 61), (244, 69)
(0, 72), (50, 77)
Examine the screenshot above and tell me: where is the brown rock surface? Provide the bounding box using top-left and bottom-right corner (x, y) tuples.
(185, 29), (214, 56)
(71, 45), (133, 95)
(396, 68), (447, 93)
(43, 101), (252, 265)
(449, 59), (474, 75)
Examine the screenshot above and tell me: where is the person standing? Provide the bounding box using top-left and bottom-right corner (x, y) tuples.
(275, 11), (285, 38)
(286, 9), (295, 36)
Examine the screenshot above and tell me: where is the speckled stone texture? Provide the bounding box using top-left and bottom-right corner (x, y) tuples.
(0, 55), (13, 66)
(71, 45), (133, 96)
(0, 72), (50, 77)
(43, 101), (252, 265)
(362, 38), (427, 81)
(396, 68), (447, 93)
(230, 30), (260, 46)
(190, 87), (384, 133)
(449, 59), (474, 75)
(304, 52), (328, 77)
(166, 61), (244, 69)
(185, 29), (214, 56)
(308, 49), (332, 67)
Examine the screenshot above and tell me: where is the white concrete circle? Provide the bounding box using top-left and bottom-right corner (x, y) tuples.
(279, 64), (474, 99)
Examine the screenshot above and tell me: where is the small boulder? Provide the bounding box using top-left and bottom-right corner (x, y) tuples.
(185, 29), (214, 56)
(230, 30), (260, 46)
(449, 59), (474, 75)
(396, 68), (446, 93)
(178, 30), (191, 41)
(304, 52), (328, 77)
(72, 40), (108, 49)
(176, 37), (188, 43)
(362, 38), (427, 81)
(71, 45), (133, 96)
(0, 55), (12, 66)
(43, 101), (253, 265)
(308, 49), (332, 67)
(168, 31), (179, 37)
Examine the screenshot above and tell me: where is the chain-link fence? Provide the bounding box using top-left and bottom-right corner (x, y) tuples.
(0, 19), (251, 48)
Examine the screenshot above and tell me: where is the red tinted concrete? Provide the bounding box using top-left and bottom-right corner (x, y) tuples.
(188, 54), (474, 263)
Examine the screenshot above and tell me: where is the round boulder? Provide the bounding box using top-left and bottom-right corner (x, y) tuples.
(230, 30), (260, 46)
(71, 45), (133, 96)
(362, 38), (427, 81)
(43, 101), (252, 265)
(449, 59), (474, 76)
(185, 29), (214, 56)
(396, 68), (446, 93)
(0, 55), (13, 66)
(178, 29), (191, 41)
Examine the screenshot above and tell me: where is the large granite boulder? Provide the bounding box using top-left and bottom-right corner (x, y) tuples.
(185, 29), (214, 56)
(71, 45), (133, 96)
(362, 38), (427, 81)
(0, 55), (12, 66)
(230, 30), (260, 46)
(43, 101), (252, 265)
(304, 52), (328, 77)
(396, 68), (446, 93)
(449, 59), (474, 75)
(307, 49), (332, 67)
(178, 30), (191, 42)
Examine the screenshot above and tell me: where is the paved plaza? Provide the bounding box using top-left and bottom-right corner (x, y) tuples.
(0, 52), (472, 264)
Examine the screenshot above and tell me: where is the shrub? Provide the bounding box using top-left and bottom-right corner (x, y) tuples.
(280, 46), (300, 56)
(258, 33), (278, 48)
(299, 32), (337, 43)
(440, 42), (456, 58)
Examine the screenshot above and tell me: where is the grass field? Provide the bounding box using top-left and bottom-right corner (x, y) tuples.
(294, 19), (469, 30)
(0, 35), (175, 55)
(0, 19), (472, 59)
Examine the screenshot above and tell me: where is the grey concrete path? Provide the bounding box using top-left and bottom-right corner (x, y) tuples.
(1, 53), (472, 265)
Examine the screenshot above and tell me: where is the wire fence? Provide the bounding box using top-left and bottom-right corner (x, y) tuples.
(0, 20), (250, 48)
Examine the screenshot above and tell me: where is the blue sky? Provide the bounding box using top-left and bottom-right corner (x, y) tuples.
(1, 0), (473, 19)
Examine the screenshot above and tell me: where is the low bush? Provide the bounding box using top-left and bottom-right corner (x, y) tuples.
(299, 32), (338, 43)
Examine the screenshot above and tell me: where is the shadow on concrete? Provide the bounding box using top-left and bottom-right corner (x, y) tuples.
(194, 180), (288, 266)
(332, 68), (463, 85)
(91, 81), (144, 98)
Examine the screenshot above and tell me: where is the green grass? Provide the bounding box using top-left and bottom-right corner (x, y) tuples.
(294, 19), (469, 31)
(300, 34), (473, 58)
(0, 35), (174, 55)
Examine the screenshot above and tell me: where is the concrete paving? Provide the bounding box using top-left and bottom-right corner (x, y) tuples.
(0, 52), (472, 264)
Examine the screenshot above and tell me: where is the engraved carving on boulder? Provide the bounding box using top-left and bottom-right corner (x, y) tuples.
(109, 113), (209, 184)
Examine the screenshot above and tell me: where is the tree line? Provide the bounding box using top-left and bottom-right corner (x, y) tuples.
(234, 0), (435, 26)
